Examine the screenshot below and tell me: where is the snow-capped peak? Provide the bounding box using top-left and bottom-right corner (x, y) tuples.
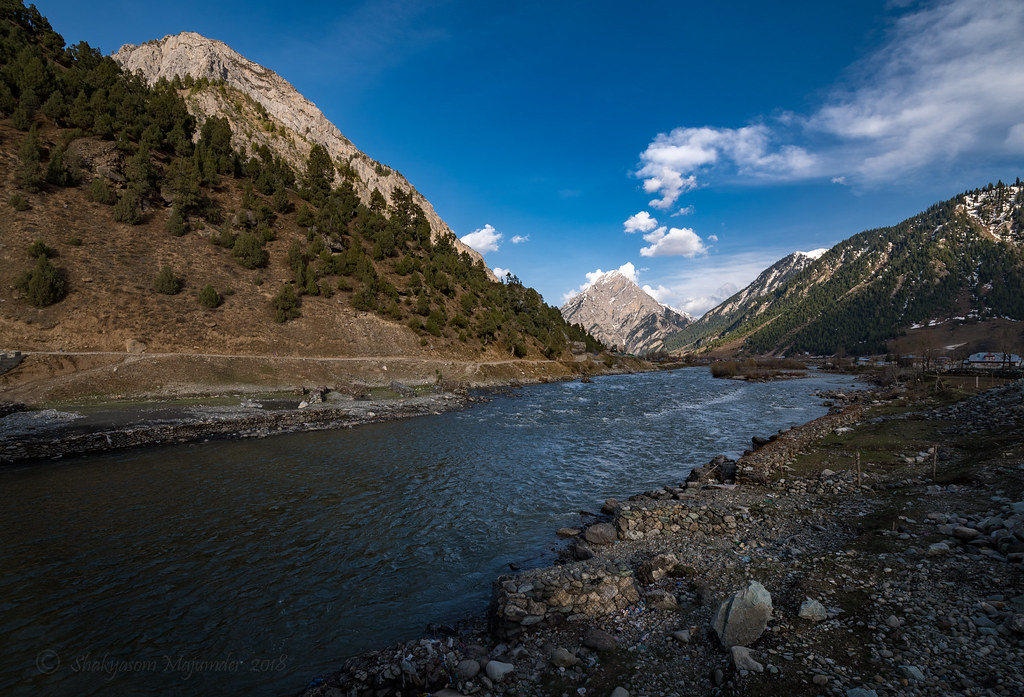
(797, 248), (828, 260)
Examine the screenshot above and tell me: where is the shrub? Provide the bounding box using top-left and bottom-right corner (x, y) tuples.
(213, 222), (236, 248)
(9, 194), (30, 211)
(113, 189), (142, 225)
(154, 265), (182, 295)
(198, 284), (221, 308)
(296, 204), (315, 227)
(27, 240), (56, 258)
(232, 231), (268, 269)
(166, 206), (186, 237)
(68, 237), (82, 246)
(425, 309), (446, 337)
(17, 256), (67, 307)
(271, 284), (300, 322)
(87, 178), (116, 205)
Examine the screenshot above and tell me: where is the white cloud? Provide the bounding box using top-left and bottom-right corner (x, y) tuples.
(810, 0), (1024, 181)
(639, 227), (708, 258)
(492, 266), (512, 279)
(511, 234), (530, 244)
(672, 205), (695, 217)
(623, 211), (658, 234)
(641, 283), (672, 303)
(632, 0), (1024, 194)
(561, 262), (639, 305)
(707, 234), (719, 242)
(636, 125), (815, 208)
(1005, 123), (1024, 150)
(460, 224), (503, 254)
(584, 261), (638, 287)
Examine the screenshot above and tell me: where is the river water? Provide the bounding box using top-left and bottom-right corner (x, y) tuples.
(0, 368), (859, 696)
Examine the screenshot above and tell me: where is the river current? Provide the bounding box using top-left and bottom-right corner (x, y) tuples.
(0, 368), (859, 696)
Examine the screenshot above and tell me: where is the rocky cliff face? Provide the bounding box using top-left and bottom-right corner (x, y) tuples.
(662, 250), (823, 353)
(113, 32), (486, 267)
(704, 250), (823, 321)
(560, 271), (691, 354)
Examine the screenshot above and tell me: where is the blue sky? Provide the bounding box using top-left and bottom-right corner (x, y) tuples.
(39, 0), (1024, 315)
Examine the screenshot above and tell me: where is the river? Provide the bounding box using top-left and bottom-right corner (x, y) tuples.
(0, 368), (859, 696)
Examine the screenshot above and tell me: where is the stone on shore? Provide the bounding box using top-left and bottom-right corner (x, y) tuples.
(712, 580), (773, 648)
(582, 626), (617, 652)
(952, 526), (981, 542)
(485, 660), (514, 682)
(798, 598), (828, 622)
(610, 688), (630, 697)
(585, 522), (618, 545)
(549, 647), (578, 668)
(671, 629), (691, 644)
(456, 659), (480, 679)
(637, 553), (679, 584)
(645, 589), (678, 611)
(730, 646), (764, 672)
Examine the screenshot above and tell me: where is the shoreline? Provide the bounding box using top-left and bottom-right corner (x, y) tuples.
(298, 379), (1024, 697)
(0, 353), (655, 466)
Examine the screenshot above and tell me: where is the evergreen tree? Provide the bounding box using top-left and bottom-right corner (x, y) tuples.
(17, 255), (66, 306)
(153, 265), (182, 294)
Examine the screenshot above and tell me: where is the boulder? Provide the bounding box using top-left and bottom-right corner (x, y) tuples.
(798, 598), (828, 622)
(571, 541), (595, 560)
(456, 659), (480, 679)
(637, 553), (679, 585)
(730, 646), (764, 672)
(712, 581), (773, 648)
(484, 660), (514, 682)
(645, 589), (678, 611)
(549, 647), (578, 668)
(601, 498), (620, 514)
(952, 526), (981, 542)
(670, 629), (691, 644)
(125, 339), (147, 353)
(610, 688), (630, 697)
(582, 627), (617, 652)
(389, 380), (415, 397)
(585, 523), (618, 545)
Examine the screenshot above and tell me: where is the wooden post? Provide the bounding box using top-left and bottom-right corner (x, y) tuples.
(932, 446), (938, 481)
(856, 451), (861, 488)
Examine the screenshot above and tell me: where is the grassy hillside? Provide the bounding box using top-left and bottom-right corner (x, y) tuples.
(0, 1), (600, 361)
(671, 183), (1024, 356)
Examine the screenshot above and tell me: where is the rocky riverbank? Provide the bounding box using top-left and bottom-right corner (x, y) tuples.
(0, 352), (655, 465)
(298, 379), (1024, 697)
(0, 386), (473, 465)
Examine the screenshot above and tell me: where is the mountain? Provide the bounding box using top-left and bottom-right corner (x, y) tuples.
(112, 32), (487, 268)
(560, 271), (691, 354)
(0, 2), (597, 371)
(667, 182), (1024, 356)
(663, 250), (823, 352)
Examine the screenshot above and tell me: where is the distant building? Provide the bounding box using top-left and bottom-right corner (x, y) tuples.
(963, 352), (1023, 369)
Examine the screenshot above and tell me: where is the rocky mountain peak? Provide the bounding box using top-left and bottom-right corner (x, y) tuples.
(113, 32), (487, 267)
(561, 272), (691, 354)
